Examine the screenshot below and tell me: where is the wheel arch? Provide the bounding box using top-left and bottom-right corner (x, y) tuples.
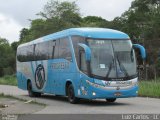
(27, 79), (31, 90)
(65, 80), (73, 96)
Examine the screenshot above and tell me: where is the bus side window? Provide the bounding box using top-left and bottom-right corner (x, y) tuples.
(71, 36), (86, 68)
(35, 42), (49, 60)
(48, 40), (56, 59)
(17, 46), (27, 62)
(27, 45), (34, 61)
(53, 40), (59, 59)
(17, 47), (22, 62)
(59, 37), (72, 61)
(79, 50), (87, 73)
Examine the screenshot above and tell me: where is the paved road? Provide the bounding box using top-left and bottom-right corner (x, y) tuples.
(0, 85), (160, 114)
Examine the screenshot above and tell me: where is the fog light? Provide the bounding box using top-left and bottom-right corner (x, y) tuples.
(92, 92), (96, 96)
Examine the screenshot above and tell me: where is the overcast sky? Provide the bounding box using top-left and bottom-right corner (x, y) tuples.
(0, 0), (134, 43)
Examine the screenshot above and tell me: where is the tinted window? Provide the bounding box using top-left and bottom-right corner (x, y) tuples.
(27, 45), (34, 61)
(80, 51), (87, 73)
(48, 41), (56, 59)
(17, 45), (34, 62)
(71, 36), (85, 67)
(35, 42), (48, 60)
(17, 40), (56, 62)
(59, 37), (72, 61)
(17, 38), (71, 62)
(34, 40), (57, 60)
(54, 40), (59, 59)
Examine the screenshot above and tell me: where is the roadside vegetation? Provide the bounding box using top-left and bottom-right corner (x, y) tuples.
(0, 75), (160, 98)
(0, 75), (17, 86)
(138, 79), (160, 98)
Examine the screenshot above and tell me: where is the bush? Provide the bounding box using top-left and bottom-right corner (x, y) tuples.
(0, 75), (17, 86)
(3, 67), (14, 75)
(139, 80), (160, 98)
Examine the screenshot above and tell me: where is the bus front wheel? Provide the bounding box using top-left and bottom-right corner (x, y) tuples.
(27, 81), (41, 97)
(67, 84), (79, 104)
(106, 98), (116, 103)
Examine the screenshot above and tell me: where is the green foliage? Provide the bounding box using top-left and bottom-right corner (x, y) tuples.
(82, 16), (109, 27)
(39, 0), (80, 19)
(11, 41), (20, 52)
(0, 37), (15, 76)
(139, 80), (160, 98)
(0, 75), (17, 86)
(109, 0), (160, 41)
(19, 0), (82, 43)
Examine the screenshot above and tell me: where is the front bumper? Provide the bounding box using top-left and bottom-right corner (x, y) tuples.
(88, 85), (138, 99)
(79, 80), (138, 99)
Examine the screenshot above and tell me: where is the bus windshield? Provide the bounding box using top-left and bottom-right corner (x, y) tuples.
(87, 39), (137, 80)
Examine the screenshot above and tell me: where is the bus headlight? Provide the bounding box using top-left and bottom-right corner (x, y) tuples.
(92, 92), (96, 96)
(86, 80), (103, 88)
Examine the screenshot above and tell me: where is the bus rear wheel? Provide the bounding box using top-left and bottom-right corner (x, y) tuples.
(27, 81), (41, 97)
(67, 84), (79, 104)
(106, 98), (116, 103)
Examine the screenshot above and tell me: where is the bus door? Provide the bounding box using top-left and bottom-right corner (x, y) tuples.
(54, 37), (73, 95)
(47, 40), (59, 94)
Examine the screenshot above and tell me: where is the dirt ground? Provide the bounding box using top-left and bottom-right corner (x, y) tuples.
(0, 97), (45, 115)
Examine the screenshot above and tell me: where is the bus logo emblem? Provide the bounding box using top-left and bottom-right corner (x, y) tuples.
(105, 81), (111, 86)
(116, 86), (120, 90)
(35, 64), (45, 89)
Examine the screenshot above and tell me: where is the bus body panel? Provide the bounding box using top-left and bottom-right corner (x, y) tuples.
(47, 59), (77, 95)
(74, 76), (138, 99)
(17, 61), (34, 90)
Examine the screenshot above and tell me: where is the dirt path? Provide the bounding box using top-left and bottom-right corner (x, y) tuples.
(0, 97), (45, 114)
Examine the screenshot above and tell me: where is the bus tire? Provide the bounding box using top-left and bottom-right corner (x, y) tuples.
(35, 92), (41, 97)
(27, 81), (41, 97)
(106, 98), (116, 103)
(67, 84), (79, 104)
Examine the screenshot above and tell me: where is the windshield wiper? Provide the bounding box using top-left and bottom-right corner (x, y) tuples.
(105, 56), (114, 78)
(105, 62), (113, 78)
(116, 55), (129, 78)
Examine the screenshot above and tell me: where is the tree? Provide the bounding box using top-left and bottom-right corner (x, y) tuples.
(82, 16), (109, 27)
(0, 38), (9, 45)
(11, 41), (19, 52)
(0, 37), (15, 76)
(38, 0), (80, 19)
(39, 0), (82, 28)
(19, 0), (82, 43)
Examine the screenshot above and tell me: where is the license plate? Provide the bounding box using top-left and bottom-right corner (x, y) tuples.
(114, 92), (121, 96)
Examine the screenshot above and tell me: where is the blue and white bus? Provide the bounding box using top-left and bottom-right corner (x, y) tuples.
(16, 28), (146, 103)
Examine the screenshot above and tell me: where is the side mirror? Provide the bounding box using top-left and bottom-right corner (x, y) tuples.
(133, 44), (146, 60)
(78, 43), (91, 61)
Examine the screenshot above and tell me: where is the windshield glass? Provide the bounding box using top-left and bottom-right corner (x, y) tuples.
(87, 39), (137, 80)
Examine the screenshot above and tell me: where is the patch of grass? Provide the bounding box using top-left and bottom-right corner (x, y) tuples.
(0, 75), (17, 86)
(139, 81), (160, 98)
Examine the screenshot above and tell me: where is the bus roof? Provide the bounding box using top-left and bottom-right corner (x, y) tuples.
(18, 28), (130, 47)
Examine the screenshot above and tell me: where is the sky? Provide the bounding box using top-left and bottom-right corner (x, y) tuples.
(0, 0), (134, 43)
